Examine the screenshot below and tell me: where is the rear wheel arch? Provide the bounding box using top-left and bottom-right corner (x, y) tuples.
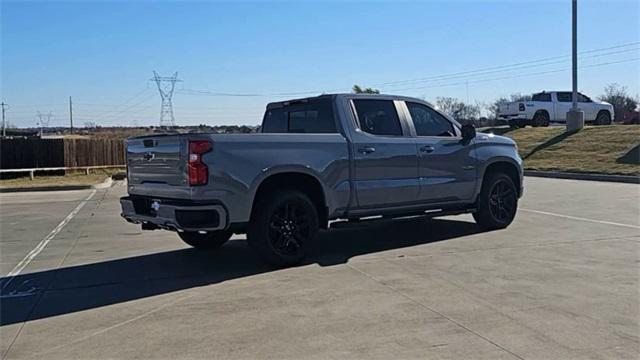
(251, 172), (328, 228)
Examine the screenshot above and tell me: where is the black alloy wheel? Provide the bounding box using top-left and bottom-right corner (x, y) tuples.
(247, 190), (319, 267)
(268, 202), (313, 257)
(473, 172), (518, 230)
(488, 179), (517, 224)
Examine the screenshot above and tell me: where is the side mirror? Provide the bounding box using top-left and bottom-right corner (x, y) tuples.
(461, 123), (476, 144)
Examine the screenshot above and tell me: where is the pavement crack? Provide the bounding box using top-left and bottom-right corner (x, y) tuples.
(1, 189), (106, 360)
(29, 293), (195, 358)
(365, 234), (640, 262)
(345, 263), (526, 360)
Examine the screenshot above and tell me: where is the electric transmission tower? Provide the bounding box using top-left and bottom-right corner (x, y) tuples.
(36, 111), (54, 137)
(151, 71), (182, 127)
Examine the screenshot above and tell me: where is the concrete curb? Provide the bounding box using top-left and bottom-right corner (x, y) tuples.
(525, 170), (639, 184)
(0, 176), (116, 193)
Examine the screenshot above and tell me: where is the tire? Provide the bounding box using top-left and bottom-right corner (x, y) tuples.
(595, 111), (611, 125)
(247, 190), (319, 267)
(473, 172), (518, 231)
(533, 111), (550, 127)
(178, 230), (232, 250)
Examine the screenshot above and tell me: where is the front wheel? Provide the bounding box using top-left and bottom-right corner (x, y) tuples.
(595, 111), (612, 125)
(179, 230), (232, 250)
(473, 173), (518, 230)
(247, 190), (319, 267)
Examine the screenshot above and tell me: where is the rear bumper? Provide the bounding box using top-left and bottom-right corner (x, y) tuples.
(120, 196), (228, 232)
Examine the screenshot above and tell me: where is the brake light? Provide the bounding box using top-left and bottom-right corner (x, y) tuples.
(519, 103), (525, 111)
(188, 140), (212, 186)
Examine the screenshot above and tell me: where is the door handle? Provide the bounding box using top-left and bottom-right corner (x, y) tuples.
(420, 145), (435, 153)
(358, 146), (376, 154)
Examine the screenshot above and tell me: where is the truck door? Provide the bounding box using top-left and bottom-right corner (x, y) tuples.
(578, 93), (597, 121)
(554, 92), (573, 122)
(403, 101), (477, 203)
(349, 99), (420, 208)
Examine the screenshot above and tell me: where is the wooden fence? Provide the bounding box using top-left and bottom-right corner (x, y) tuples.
(1, 138), (126, 169)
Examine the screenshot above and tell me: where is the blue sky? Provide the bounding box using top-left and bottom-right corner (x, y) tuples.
(1, 0), (638, 127)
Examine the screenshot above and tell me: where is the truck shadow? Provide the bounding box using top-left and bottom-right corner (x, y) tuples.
(0, 217), (481, 326)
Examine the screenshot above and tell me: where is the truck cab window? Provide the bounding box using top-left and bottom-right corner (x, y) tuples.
(406, 102), (455, 137)
(353, 99), (403, 136)
(262, 98), (337, 133)
(577, 93), (592, 103)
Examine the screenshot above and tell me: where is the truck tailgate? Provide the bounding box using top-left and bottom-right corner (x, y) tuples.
(499, 102), (521, 115)
(127, 135), (187, 187)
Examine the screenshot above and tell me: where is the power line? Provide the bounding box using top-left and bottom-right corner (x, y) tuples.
(377, 47), (639, 88)
(74, 87), (151, 108)
(388, 57), (640, 92)
(372, 42), (640, 87)
(174, 42), (639, 98)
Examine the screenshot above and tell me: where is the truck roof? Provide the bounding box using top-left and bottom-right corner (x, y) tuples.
(266, 93), (427, 110)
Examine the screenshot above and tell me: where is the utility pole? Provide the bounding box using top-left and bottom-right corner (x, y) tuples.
(151, 71), (182, 128)
(69, 96), (73, 134)
(1, 102), (7, 138)
(566, 0), (584, 132)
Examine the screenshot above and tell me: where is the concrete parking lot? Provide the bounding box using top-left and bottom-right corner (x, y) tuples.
(0, 178), (638, 359)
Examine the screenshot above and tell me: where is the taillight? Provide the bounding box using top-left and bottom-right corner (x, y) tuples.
(188, 140), (212, 186)
(519, 103), (525, 111)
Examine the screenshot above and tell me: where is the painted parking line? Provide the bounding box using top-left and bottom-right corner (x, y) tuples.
(1, 190), (97, 291)
(520, 208), (640, 230)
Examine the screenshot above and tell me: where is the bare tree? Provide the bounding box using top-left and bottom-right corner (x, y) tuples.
(487, 97), (509, 119)
(510, 93), (532, 102)
(599, 83), (638, 122)
(435, 97), (481, 124)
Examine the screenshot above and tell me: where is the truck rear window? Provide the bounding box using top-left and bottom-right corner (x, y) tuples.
(262, 98), (337, 133)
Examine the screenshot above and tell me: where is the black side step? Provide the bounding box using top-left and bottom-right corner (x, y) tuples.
(329, 208), (476, 229)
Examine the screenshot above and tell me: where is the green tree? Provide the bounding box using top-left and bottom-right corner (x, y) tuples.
(352, 85), (380, 94)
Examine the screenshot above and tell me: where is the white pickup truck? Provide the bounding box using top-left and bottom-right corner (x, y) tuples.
(498, 91), (614, 127)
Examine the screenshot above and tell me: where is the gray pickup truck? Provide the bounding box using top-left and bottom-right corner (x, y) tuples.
(121, 94), (523, 266)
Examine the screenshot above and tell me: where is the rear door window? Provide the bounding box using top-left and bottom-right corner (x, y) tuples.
(262, 108), (288, 132)
(532, 93), (551, 102)
(262, 98), (337, 133)
(352, 100), (403, 136)
(556, 92), (572, 102)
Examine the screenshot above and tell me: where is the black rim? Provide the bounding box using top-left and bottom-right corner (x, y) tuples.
(488, 180), (516, 223)
(268, 202), (311, 256)
(598, 114), (609, 124)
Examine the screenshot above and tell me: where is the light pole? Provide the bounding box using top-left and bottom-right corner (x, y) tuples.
(566, 0), (584, 132)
